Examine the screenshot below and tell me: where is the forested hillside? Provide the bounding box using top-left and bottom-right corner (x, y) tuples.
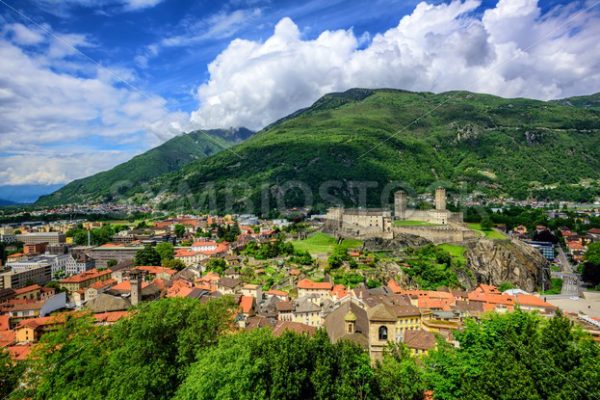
(37, 89), (600, 210)
(146, 89), (600, 211)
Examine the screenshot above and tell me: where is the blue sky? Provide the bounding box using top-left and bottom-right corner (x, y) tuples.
(6, 0), (437, 113)
(0, 0), (599, 196)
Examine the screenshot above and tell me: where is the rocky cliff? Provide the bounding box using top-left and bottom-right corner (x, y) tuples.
(363, 235), (431, 255)
(464, 238), (548, 292)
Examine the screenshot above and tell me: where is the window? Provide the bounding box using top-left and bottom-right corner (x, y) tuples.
(378, 325), (388, 340)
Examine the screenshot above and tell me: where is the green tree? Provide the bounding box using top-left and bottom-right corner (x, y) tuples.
(424, 310), (600, 400)
(581, 242), (600, 286)
(155, 242), (175, 262)
(223, 224), (241, 242)
(480, 216), (494, 231)
(26, 298), (235, 400)
(162, 258), (187, 271)
(206, 258), (227, 274)
(174, 224), (186, 238)
(498, 281), (516, 292)
(175, 328), (375, 400)
(374, 343), (424, 400)
(289, 250), (313, 266)
(135, 220), (148, 229)
(328, 245), (348, 270)
(0, 242), (6, 265)
(0, 348), (23, 399)
(103, 298), (235, 400)
(134, 244), (161, 266)
(175, 328), (272, 400)
(25, 314), (109, 400)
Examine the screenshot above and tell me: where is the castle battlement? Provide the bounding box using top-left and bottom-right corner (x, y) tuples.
(325, 188), (466, 243)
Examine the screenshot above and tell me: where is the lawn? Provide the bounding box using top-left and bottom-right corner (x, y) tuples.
(438, 244), (466, 264)
(542, 278), (563, 295)
(467, 223), (507, 239)
(290, 232), (362, 255)
(393, 220), (440, 227)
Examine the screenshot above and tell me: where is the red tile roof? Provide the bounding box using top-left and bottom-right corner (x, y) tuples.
(266, 289), (288, 297)
(9, 300), (45, 312)
(474, 284), (500, 294)
(0, 314), (9, 331)
(8, 344), (32, 361)
(94, 311), (129, 323)
(331, 284), (348, 299)
(88, 278), (117, 290)
(60, 268), (111, 284)
(398, 289), (455, 301)
(272, 321), (317, 337)
(468, 291), (515, 306)
(191, 240), (219, 247)
(135, 266), (177, 276)
(418, 297), (453, 311)
(109, 280), (150, 293)
(175, 248), (200, 257)
(514, 294), (557, 310)
(0, 330), (16, 348)
(240, 296), (254, 314)
(297, 279), (333, 290)
(387, 279), (402, 294)
(198, 272), (221, 282)
(16, 315), (64, 330)
(166, 280), (194, 298)
(13, 284), (42, 295)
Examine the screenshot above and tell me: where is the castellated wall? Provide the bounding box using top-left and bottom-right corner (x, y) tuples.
(392, 225), (478, 244)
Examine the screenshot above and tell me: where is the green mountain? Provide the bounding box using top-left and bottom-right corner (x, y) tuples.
(0, 199), (16, 206)
(37, 128), (253, 205)
(39, 89), (600, 210)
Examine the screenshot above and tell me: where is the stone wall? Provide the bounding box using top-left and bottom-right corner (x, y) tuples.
(392, 225), (476, 244)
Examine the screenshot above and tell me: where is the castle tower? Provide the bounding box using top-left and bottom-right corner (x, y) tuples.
(435, 187), (446, 211)
(394, 191), (407, 220)
(130, 270), (142, 306)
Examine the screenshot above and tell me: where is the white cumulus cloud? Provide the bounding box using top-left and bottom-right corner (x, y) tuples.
(0, 26), (188, 185)
(190, 0), (600, 130)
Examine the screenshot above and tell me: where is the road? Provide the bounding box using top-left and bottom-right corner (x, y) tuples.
(554, 246), (580, 296)
(556, 246), (573, 273)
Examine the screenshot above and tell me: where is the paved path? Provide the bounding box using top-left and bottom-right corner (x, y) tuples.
(551, 245), (580, 296)
(556, 246), (573, 273)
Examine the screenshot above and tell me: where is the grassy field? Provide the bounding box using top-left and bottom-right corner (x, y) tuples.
(542, 278), (563, 295)
(438, 244), (466, 264)
(467, 223), (507, 239)
(290, 232), (363, 255)
(393, 220), (440, 227)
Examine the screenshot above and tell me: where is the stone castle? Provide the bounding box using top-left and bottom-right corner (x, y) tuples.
(325, 188), (475, 243)
(394, 188), (463, 225)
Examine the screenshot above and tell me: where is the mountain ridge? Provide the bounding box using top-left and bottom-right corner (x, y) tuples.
(37, 89), (600, 209)
(36, 127), (254, 206)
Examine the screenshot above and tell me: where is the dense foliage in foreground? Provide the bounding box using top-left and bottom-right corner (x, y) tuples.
(2, 298), (599, 400)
